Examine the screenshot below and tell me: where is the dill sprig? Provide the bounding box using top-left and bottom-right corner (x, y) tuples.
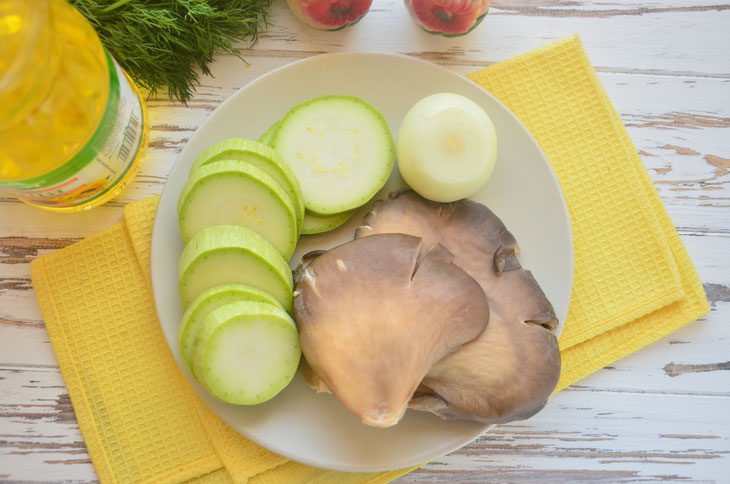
(71, 0), (273, 103)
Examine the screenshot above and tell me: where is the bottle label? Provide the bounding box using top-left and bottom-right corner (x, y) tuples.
(0, 50), (145, 209)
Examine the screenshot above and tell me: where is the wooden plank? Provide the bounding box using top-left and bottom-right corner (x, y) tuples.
(2, 227), (727, 368)
(241, 0), (730, 76)
(0, 260), (42, 332)
(2, 308), (728, 399)
(402, 390), (730, 483)
(1, 4), (729, 481)
(0, 70), (727, 227)
(2, 366), (728, 483)
(0, 366), (96, 484)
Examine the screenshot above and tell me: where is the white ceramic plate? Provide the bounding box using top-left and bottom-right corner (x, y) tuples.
(151, 52), (573, 472)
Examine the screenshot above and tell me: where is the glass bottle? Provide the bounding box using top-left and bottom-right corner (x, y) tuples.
(0, 0), (148, 211)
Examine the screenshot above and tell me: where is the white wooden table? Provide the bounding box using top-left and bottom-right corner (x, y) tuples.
(2, 1), (729, 482)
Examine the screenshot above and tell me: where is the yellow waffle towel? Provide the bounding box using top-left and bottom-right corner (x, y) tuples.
(30, 35), (709, 484)
(468, 35), (709, 389)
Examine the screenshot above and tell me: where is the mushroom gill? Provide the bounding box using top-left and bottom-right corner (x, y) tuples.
(293, 233), (489, 428)
(356, 190), (561, 424)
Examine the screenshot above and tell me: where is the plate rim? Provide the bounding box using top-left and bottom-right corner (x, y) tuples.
(151, 51), (573, 472)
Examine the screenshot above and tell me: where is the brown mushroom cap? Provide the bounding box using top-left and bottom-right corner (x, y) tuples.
(356, 191), (561, 424)
(294, 233), (489, 428)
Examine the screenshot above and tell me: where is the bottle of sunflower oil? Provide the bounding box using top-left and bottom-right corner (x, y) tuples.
(0, 0), (148, 211)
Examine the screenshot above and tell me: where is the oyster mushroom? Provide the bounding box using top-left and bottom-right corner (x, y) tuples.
(294, 233), (489, 427)
(356, 190), (561, 424)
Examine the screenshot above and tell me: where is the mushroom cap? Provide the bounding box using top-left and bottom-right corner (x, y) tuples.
(356, 190), (561, 424)
(294, 233), (489, 427)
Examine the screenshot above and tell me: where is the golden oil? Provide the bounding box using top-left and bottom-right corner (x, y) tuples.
(0, 0), (148, 211)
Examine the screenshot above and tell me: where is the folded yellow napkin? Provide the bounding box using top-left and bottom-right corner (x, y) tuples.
(31, 35), (709, 484)
(469, 35), (709, 389)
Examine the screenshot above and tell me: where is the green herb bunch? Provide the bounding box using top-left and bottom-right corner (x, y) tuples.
(71, 0), (273, 103)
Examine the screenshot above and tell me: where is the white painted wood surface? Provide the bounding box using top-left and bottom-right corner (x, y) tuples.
(2, 1), (729, 482)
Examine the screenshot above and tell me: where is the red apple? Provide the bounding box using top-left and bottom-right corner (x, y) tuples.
(405, 0), (490, 36)
(287, 0), (373, 30)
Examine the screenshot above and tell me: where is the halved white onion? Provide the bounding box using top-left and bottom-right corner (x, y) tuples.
(397, 93), (497, 202)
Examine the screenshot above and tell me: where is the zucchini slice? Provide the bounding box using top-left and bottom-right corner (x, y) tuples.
(178, 225), (294, 312)
(178, 284), (282, 374)
(178, 160), (298, 259)
(301, 208), (356, 235)
(258, 121), (280, 145)
(270, 95), (394, 215)
(190, 139), (304, 233)
(192, 301), (301, 405)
